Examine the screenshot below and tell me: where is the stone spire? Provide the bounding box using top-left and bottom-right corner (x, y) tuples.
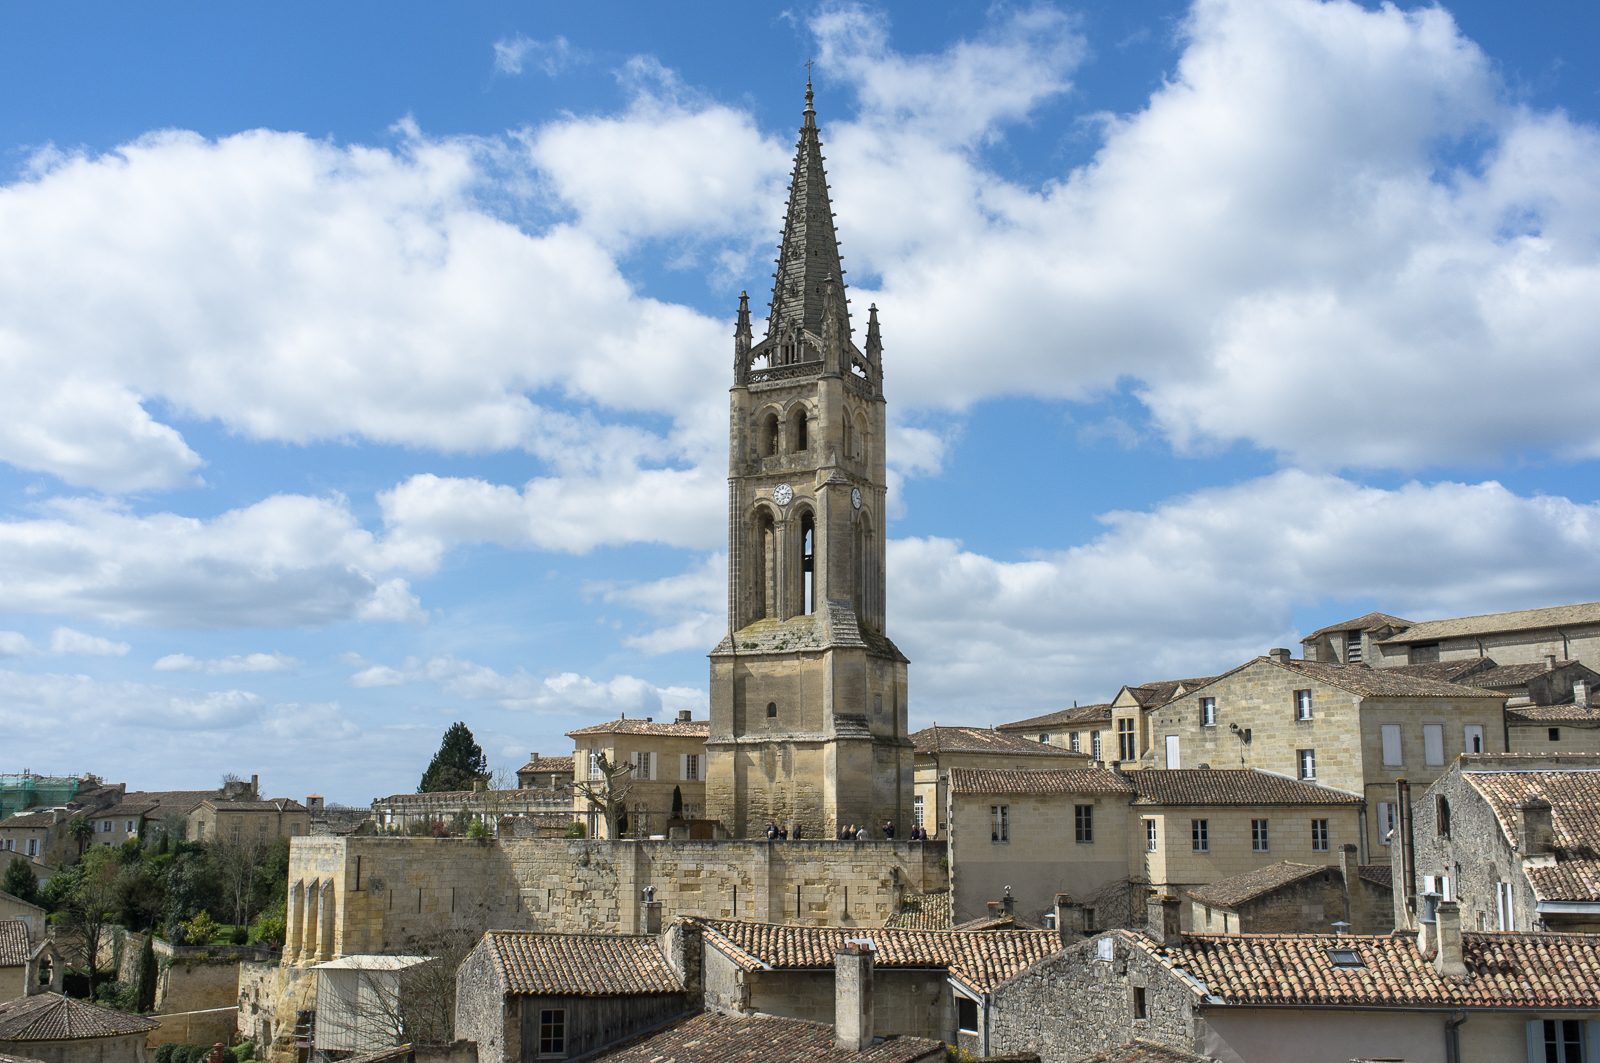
(767, 78), (849, 353)
(733, 290), (752, 385)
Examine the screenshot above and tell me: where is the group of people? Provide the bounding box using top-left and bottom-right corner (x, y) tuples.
(764, 822), (797, 840)
(762, 819), (932, 841)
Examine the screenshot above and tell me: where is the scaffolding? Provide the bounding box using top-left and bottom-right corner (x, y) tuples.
(0, 773), (81, 821)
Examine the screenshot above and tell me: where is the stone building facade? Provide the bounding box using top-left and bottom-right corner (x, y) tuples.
(910, 725), (1090, 839)
(1397, 753), (1600, 934)
(707, 82), (912, 840)
(1185, 852), (1392, 935)
(1302, 600), (1600, 672)
(281, 835), (946, 963)
(567, 715), (710, 838)
(1142, 653), (1504, 858)
(995, 703), (1113, 764)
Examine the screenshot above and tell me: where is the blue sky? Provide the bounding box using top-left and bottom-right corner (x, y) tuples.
(2, 0), (1599, 804)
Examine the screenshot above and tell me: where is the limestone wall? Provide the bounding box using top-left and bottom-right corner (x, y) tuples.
(284, 836), (947, 961)
(237, 961), (315, 1063)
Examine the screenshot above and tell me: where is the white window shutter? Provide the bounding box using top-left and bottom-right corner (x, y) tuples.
(1424, 724), (1444, 766)
(647, 751), (656, 780)
(680, 753), (688, 781)
(1382, 725), (1402, 767)
(1528, 1019), (1541, 1063)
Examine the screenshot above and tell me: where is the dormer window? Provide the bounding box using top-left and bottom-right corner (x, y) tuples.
(1328, 948), (1364, 968)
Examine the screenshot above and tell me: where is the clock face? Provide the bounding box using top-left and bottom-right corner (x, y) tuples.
(851, 487), (862, 509)
(773, 483), (794, 505)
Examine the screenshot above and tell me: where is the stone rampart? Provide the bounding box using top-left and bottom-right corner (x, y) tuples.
(284, 835), (947, 961)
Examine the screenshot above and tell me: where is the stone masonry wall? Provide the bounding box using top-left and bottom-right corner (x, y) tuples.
(989, 932), (1205, 1063)
(285, 836), (947, 961)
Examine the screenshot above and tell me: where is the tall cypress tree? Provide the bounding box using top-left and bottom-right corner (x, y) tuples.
(136, 934), (158, 1012)
(419, 722), (490, 793)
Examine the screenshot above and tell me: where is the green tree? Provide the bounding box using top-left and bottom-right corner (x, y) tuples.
(67, 846), (121, 996)
(3, 856), (38, 903)
(69, 816), (95, 858)
(135, 934), (157, 1012)
(418, 722), (490, 793)
(671, 786), (684, 820)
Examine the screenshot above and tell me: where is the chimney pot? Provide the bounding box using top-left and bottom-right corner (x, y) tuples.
(1054, 893), (1079, 947)
(834, 944), (875, 1051)
(530, 752), (538, 762)
(987, 901), (1001, 918)
(1145, 893), (1182, 947)
(1434, 901), (1468, 979)
(1575, 679), (1593, 711)
(677, 710), (692, 724)
(1002, 888), (1015, 918)
(1547, 655), (1558, 670)
(1268, 648), (1292, 664)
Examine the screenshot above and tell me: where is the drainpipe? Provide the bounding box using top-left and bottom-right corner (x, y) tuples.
(981, 991), (992, 1057)
(1444, 1010), (1467, 1063)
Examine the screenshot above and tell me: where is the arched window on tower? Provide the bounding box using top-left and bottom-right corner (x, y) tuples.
(800, 512), (815, 614)
(789, 406), (808, 452)
(760, 412), (780, 458)
(854, 411), (870, 462)
(754, 509), (777, 620)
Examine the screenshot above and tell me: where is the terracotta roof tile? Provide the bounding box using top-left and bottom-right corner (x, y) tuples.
(1185, 863), (1335, 909)
(592, 1010), (944, 1063)
(1358, 865), (1392, 889)
(0, 813), (56, 829)
(996, 704), (1113, 732)
(947, 767), (1135, 797)
(1070, 1040), (1220, 1063)
(911, 726), (1090, 759)
(1507, 706), (1600, 724)
(1125, 680), (1218, 709)
(1472, 662), (1579, 687)
(517, 757), (574, 772)
(0, 994), (160, 1040)
(0, 922), (28, 967)
(1127, 770), (1363, 807)
(1304, 612), (1412, 639)
(885, 892), (953, 931)
(1381, 659), (1497, 683)
(1375, 601), (1600, 645)
(567, 719), (711, 738)
(1138, 929), (1600, 1007)
(700, 920), (1061, 994)
(481, 932), (683, 996)
(1270, 659), (1498, 699)
(1461, 764), (1600, 902)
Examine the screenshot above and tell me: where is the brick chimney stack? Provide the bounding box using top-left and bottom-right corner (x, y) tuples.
(1268, 648), (1292, 664)
(1518, 796), (1554, 855)
(1145, 894), (1182, 947)
(834, 943), (875, 1051)
(1054, 894), (1078, 947)
(1434, 901), (1468, 979)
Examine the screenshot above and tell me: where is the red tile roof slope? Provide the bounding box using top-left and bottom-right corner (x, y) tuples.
(0, 994), (160, 1040)
(1462, 765), (1600, 902)
(592, 1011), (944, 1063)
(1185, 863), (1334, 909)
(479, 932), (683, 996)
(1137, 930), (1600, 1007)
(947, 767), (1134, 797)
(911, 726), (1088, 758)
(1358, 865), (1392, 889)
(566, 719), (710, 738)
(0, 922), (28, 967)
(1304, 613), (1412, 639)
(996, 704), (1113, 732)
(700, 920), (1060, 994)
(1127, 770), (1362, 807)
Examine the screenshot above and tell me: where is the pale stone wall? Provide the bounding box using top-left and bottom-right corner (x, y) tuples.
(453, 939), (513, 1063)
(283, 836), (947, 962)
(237, 961), (315, 1063)
(1141, 806), (1358, 893)
(145, 1007), (239, 1047)
(914, 749), (1091, 841)
(571, 731), (709, 837)
(742, 968), (952, 1041)
(1508, 719), (1600, 754)
(1372, 620), (1600, 671)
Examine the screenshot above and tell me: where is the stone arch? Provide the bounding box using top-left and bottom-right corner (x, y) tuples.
(786, 402), (809, 452)
(750, 503), (779, 621)
(758, 408), (781, 457)
(853, 409), (870, 462)
(793, 505), (817, 615)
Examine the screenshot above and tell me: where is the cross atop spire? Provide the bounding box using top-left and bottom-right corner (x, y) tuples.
(764, 79), (848, 360)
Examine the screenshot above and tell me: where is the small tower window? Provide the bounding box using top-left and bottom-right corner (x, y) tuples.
(800, 514), (815, 614)
(791, 408), (808, 451)
(760, 412), (779, 457)
(767, 702), (778, 719)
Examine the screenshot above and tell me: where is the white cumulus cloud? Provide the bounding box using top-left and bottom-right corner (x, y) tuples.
(345, 653), (704, 718)
(0, 632), (38, 657)
(153, 651), (301, 675)
(50, 626), (131, 657)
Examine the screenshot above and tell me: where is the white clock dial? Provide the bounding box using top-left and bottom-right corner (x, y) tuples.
(773, 483), (794, 505)
(851, 487), (862, 509)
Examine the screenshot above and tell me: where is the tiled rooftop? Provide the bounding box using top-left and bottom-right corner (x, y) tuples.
(478, 931), (683, 996)
(1358, 865), (1392, 889)
(0, 921), (28, 966)
(591, 1011), (945, 1063)
(700, 919), (1061, 994)
(1376, 601), (1600, 644)
(947, 767), (1135, 797)
(1136, 930), (1600, 1007)
(996, 703), (1113, 732)
(1125, 679), (1218, 709)
(196, 799), (306, 812)
(517, 756), (574, 772)
(567, 719), (711, 738)
(0, 994), (160, 1040)
(884, 891), (953, 931)
(1070, 1041), (1220, 1063)
(911, 726), (1089, 759)
(1257, 658), (1499, 699)
(1185, 863), (1335, 909)
(0, 812), (55, 829)
(1507, 706), (1600, 724)
(1462, 764), (1600, 902)
(1127, 770), (1362, 807)
(1381, 658), (1496, 683)
(1472, 662), (1578, 687)
(1304, 612), (1412, 639)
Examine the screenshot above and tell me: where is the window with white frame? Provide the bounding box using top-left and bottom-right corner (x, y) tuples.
(1311, 819), (1329, 852)
(1038, 733), (1049, 744)
(26, 839), (38, 857)
(125, 820), (135, 833)
(1377, 801), (1395, 845)
(632, 752), (654, 780)
(913, 795), (924, 828)
(991, 805), (1009, 843)
(588, 750), (602, 779)
(1251, 819), (1268, 852)
(1382, 725), (1403, 767)
(1091, 732), (1102, 760)
(1498, 881), (1515, 932)
(1529, 1019), (1587, 1062)
(1117, 719), (1137, 761)
(1075, 805), (1093, 843)
(1200, 697), (1217, 726)
(1192, 819), (1209, 852)
(1145, 820), (1157, 852)
(681, 753), (699, 782)
(1294, 689), (1313, 721)
(1069, 732), (1080, 752)
(1297, 749), (1316, 780)
(1423, 724), (1444, 767)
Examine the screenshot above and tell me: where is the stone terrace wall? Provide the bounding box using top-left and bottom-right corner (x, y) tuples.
(286, 836), (947, 961)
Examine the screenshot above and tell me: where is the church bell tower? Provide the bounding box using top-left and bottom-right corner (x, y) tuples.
(705, 81), (912, 839)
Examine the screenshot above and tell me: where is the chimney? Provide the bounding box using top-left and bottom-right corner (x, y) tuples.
(1338, 844), (1359, 930)
(1575, 678), (1593, 711)
(1517, 796), (1554, 854)
(1145, 894), (1182, 947)
(987, 901), (1001, 919)
(642, 887), (663, 935)
(834, 943), (875, 1051)
(250, 774), (259, 797)
(1417, 891), (1440, 959)
(1054, 894), (1079, 947)
(1546, 654), (1558, 670)
(1268, 648), (1292, 664)
(473, 779), (487, 793)
(1001, 887), (1015, 919)
(677, 710), (692, 724)
(529, 752), (539, 763)
(1434, 901), (1468, 979)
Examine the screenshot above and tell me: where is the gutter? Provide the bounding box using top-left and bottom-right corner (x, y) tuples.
(1445, 1010), (1467, 1063)
(1536, 901), (1600, 914)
